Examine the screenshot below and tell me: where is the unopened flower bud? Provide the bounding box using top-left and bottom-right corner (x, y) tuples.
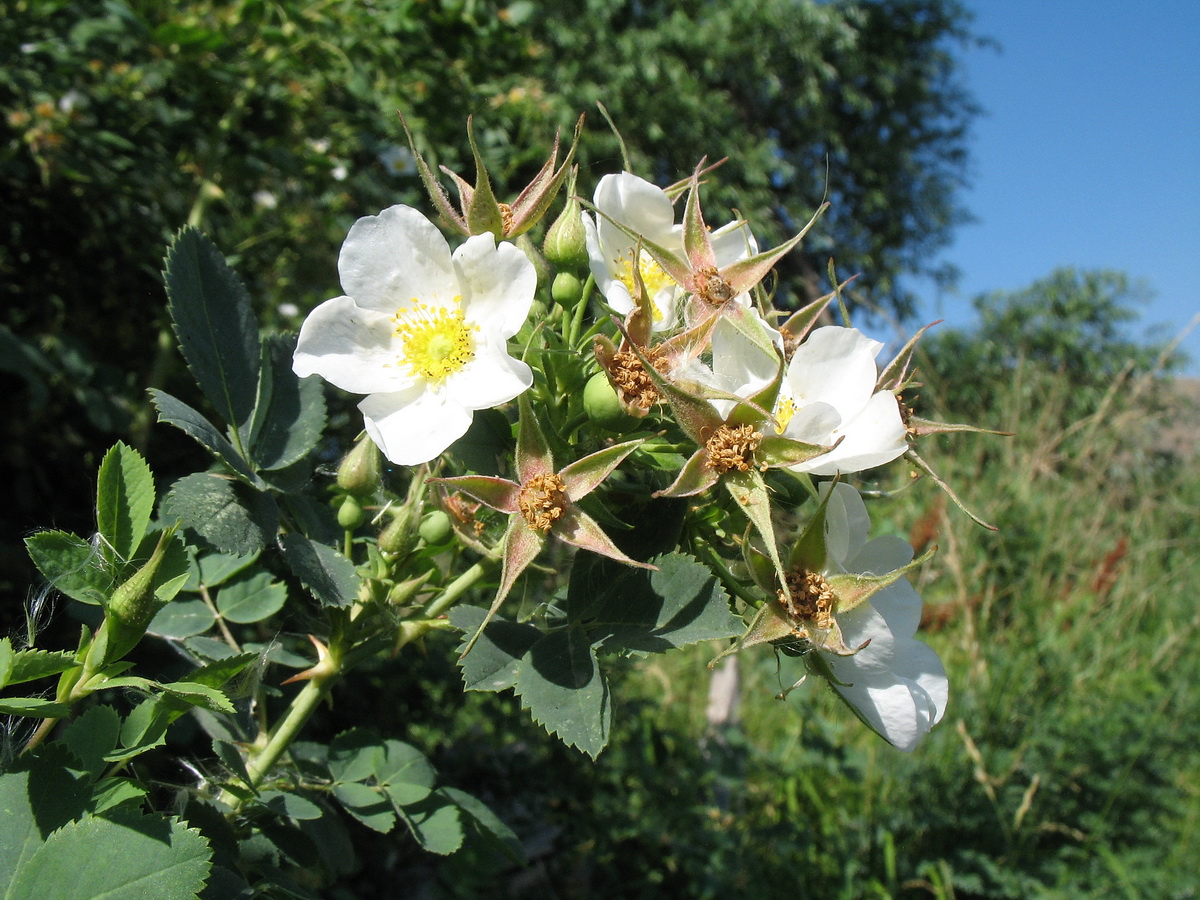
(337, 495), (365, 530)
(543, 179), (589, 269)
(337, 435), (382, 496)
(418, 510), (454, 547)
(551, 272), (585, 308)
(378, 507), (416, 554)
(102, 530), (175, 663)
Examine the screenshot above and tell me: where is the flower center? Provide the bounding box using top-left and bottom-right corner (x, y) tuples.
(393, 296), (477, 384)
(779, 568), (835, 631)
(518, 473), (569, 532)
(609, 349), (661, 411)
(615, 248), (674, 318)
(694, 265), (735, 307)
(704, 423), (762, 474)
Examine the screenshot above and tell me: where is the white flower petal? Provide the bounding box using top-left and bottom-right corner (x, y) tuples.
(785, 326), (882, 418)
(835, 679), (928, 752)
(850, 534), (915, 576)
(866, 579), (923, 639)
(821, 482), (871, 566)
(593, 172), (680, 250)
(338, 205), (458, 313)
(895, 640), (948, 726)
(453, 233), (537, 337)
(292, 296), (416, 394)
(794, 389), (907, 476)
(359, 389), (473, 466)
(444, 347), (533, 410)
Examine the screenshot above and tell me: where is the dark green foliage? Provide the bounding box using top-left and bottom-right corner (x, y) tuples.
(920, 268), (1175, 422)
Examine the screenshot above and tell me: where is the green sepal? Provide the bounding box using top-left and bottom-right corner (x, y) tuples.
(826, 545), (936, 614)
(787, 481), (838, 573)
(464, 117), (505, 239)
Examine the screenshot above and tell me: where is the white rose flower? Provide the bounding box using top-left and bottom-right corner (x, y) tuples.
(293, 205), (536, 465)
(775, 326), (908, 476)
(816, 483), (948, 751)
(582, 172), (755, 331)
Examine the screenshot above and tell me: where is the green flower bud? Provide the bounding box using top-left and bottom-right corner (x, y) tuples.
(418, 510), (454, 547)
(337, 435), (382, 496)
(551, 272), (584, 307)
(378, 507), (416, 554)
(583, 372), (639, 432)
(338, 495), (365, 530)
(543, 188), (589, 270)
(102, 530), (176, 663)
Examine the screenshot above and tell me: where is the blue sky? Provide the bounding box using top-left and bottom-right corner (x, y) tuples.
(906, 0), (1200, 374)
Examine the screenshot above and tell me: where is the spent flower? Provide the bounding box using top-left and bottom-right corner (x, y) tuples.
(739, 482), (948, 751)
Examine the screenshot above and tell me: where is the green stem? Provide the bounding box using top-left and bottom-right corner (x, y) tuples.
(691, 535), (762, 609)
(241, 673), (337, 794)
(424, 559), (494, 618)
(566, 274), (595, 349)
(20, 717), (57, 755)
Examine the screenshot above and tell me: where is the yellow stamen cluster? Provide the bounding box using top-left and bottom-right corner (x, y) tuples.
(393, 296), (477, 383)
(609, 350), (661, 411)
(694, 265), (734, 307)
(779, 568), (835, 631)
(518, 473), (569, 532)
(704, 423), (762, 474)
(615, 248), (674, 318)
(498, 202), (515, 237)
(774, 396), (797, 433)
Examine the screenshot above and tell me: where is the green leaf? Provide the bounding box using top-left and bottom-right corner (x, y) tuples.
(195, 549), (260, 588)
(514, 629), (609, 759)
(0, 698), (70, 718)
(6, 811), (212, 900)
(159, 681), (235, 715)
(329, 728), (381, 784)
(109, 698), (171, 762)
(279, 534), (356, 608)
(569, 552), (742, 653)
(0, 749), (91, 896)
(95, 442), (154, 566)
(440, 787), (525, 862)
(397, 792), (463, 856)
(213, 739), (254, 792)
(333, 782), (395, 834)
(258, 790), (323, 821)
(186, 652), (259, 693)
(88, 778), (148, 815)
(374, 740), (435, 807)
(163, 473), (278, 556)
(215, 570), (287, 624)
(24, 531), (112, 606)
(147, 597), (216, 639)
(150, 390), (260, 485)
(247, 334), (326, 471)
(61, 706), (122, 781)
(0, 638), (10, 688)
(3, 649), (78, 688)
(450, 606), (538, 693)
(163, 227), (260, 435)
